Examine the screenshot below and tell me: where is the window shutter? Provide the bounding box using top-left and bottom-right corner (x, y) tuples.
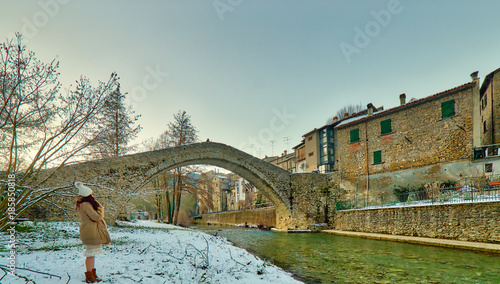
(350, 128), (359, 143)
(380, 119), (392, 135)
(441, 100), (455, 118)
(373, 150), (382, 164)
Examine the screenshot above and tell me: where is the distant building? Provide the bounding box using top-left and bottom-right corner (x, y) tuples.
(264, 151), (296, 172)
(293, 140), (306, 173)
(297, 104), (383, 173)
(197, 170), (262, 213)
(130, 210), (150, 221)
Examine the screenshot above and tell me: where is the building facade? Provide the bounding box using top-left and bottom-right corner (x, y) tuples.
(292, 70), (496, 200)
(479, 68), (500, 146)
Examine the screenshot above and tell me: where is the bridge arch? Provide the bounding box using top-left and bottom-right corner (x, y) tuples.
(134, 142), (293, 214)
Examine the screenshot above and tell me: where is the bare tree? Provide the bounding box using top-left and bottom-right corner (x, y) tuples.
(197, 172), (215, 213)
(0, 34), (118, 230)
(139, 110), (199, 224)
(326, 102), (365, 124)
(88, 83), (142, 159)
(166, 110), (198, 224)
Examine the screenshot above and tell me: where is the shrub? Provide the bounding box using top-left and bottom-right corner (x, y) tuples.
(393, 185), (411, 202)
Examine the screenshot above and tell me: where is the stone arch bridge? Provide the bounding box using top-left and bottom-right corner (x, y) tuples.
(46, 142), (337, 229)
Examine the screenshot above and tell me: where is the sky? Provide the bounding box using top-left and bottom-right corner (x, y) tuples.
(2, 0), (500, 159)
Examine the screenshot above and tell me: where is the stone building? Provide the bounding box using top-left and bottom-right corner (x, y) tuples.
(197, 170), (231, 213)
(292, 70), (500, 200)
(335, 76), (479, 195)
(479, 68), (500, 147)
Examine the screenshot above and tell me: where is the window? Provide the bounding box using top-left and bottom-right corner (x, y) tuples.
(380, 119), (392, 135)
(307, 136), (313, 141)
(441, 99), (455, 118)
(373, 150), (382, 164)
(308, 152), (314, 157)
(482, 94), (488, 110)
(484, 121), (487, 133)
(485, 163), (493, 173)
(350, 128), (360, 143)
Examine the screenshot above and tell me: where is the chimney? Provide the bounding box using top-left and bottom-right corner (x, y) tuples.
(284, 150), (287, 155)
(470, 71), (479, 81)
(399, 93), (406, 105)
(367, 103), (374, 116)
(344, 112), (349, 118)
(332, 116), (338, 122)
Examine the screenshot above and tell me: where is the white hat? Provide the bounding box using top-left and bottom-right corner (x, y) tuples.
(75, 181), (92, 197)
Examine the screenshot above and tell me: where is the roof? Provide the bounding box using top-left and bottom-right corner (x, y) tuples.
(335, 81), (477, 130)
(292, 139), (305, 149)
(301, 105), (384, 137)
(480, 67), (500, 98)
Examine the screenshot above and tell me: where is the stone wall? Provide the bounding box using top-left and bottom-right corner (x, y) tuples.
(334, 202), (500, 243)
(481, 69), (500, 144)
(201, 208), (276, 227)
(335, 83), (476, 195)
(285, 172), (339, 229)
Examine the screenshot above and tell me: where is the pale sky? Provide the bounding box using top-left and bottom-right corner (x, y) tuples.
(2, 0), (500, 158)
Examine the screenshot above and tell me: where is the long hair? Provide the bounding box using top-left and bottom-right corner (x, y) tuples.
(76, 195), (100, 211)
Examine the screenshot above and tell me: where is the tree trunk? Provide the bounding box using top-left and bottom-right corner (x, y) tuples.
(166, 189), (173, 224)
(173, 168), (182, 225)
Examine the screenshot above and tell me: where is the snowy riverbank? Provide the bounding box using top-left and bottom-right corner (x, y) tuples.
(1, 220), (302, 283)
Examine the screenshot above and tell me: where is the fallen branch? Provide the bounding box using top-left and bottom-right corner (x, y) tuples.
(0, 264), (62, 280)
(139, 244), (156, 255)
(228, 248), (246, 267)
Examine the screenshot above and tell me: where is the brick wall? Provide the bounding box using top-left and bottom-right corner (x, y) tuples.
(334, 202), (500, 243)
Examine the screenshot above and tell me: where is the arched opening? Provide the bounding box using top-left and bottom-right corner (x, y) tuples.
(132, 157), (291, 217)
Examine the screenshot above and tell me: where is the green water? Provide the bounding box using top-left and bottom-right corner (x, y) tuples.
(196, 226), (500, 283)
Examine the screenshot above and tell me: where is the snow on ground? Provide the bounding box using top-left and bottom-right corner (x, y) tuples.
(1, 221), (302, 283)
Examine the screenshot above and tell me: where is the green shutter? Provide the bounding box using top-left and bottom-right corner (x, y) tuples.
(380, 119), (392, 135)
(373, 150), (382, 164)
(441, 100), (455, 118)
(350, 128), (359, 143)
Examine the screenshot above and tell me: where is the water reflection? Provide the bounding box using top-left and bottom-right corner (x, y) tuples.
(195, 226), (500, 283)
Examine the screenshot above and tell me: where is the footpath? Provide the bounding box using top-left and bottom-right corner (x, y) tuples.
(322, 230), (500, 254)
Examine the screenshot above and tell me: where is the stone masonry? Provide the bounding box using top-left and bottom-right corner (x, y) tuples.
(334, 202), (500, 243)
(335, 82), (478, 199)
(41, 142), (337, 230)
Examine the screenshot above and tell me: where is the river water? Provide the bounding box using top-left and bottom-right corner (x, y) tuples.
(195, 226), (500, 283)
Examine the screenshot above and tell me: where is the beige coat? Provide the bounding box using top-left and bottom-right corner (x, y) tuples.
(77, 202), (111, 245)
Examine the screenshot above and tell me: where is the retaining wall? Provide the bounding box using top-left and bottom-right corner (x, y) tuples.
(201, 208), (276, 227)
(334, 202), (500, 243)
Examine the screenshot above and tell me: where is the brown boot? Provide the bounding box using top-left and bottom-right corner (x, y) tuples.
(85, 271), (98, 283)
(92, 268), (102, 282)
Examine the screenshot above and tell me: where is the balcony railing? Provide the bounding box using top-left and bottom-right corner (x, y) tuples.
(473, 143), (500, 160)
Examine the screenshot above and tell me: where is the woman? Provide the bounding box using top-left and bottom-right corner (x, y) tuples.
(75, 181), (111, 283)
